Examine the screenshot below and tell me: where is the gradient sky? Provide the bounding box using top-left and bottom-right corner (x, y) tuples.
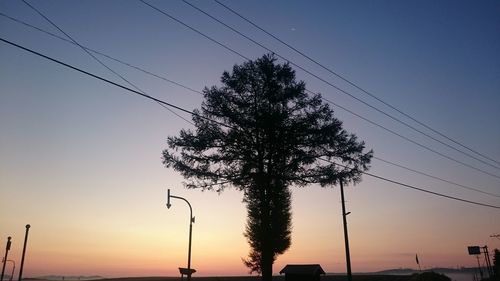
(1, 0), (499, 278)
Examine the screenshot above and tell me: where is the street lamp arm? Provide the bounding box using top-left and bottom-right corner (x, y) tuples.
(169, 195), (194, 222)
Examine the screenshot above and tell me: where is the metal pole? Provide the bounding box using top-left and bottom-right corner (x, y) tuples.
(187, 216), (193, 281)
(476, 255), (483, 280)
(18, 225), (30, 281)
(483, 246), (493, 278)
(1, 237), (12, 281)
(167, 190), (195, 281)
(340, 181), (352, 281)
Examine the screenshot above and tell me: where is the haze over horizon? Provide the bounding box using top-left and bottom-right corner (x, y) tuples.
(1, 0), (499, 278)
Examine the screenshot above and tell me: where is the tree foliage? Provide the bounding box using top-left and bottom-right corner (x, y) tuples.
(242, 179), (292, 274)
(162, 54), (372, 281)
(494, 249), (500, 279)
(410, 272), (451, 281)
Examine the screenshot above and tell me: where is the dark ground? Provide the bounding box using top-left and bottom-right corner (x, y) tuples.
(95, 275), (412, 281)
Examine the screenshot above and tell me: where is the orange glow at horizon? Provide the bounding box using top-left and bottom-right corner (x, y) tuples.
(3, 186), (498, 278)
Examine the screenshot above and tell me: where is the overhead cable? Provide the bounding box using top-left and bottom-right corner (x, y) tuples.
(0, 12), (202, 95)
(140, 0), (250, 61)
(4, 14), (498, 197)
(21, 0), (194, 125)
(140, 1), (500, 179)
(182, 0), (500, 172)
(0, 37), (228, 129)
(319, 158), (500, 210)
(373, 156), (500, 198)
(214, 0), (500, 168)
(1, 36), (498, 210)
(314, 92), (500, 181)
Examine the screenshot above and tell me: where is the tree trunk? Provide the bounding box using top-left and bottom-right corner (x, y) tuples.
(260, 181), (273, 281)
(261, 248), (273, 281)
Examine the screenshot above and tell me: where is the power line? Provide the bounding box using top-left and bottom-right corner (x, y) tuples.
(213, 0), (500, 168)
(373, 156), (500, 198)
(5, 14), (499, 198)
(7, 6), (499, 192)
(21, 0), (194, 126)
(177, 0), (500, 175)
(140, 0), (250, 61)
(183, 0), (500, 172)
(319, 158), (500, 210)
(0, 12), (203, 96)
(0, 37), (228, 129)
(2, 36), (498, 210)
(314, 92), (500, 180)
(364, 171), (500, 210)
(7, 6), (500, 185)
(140, 0), (500, 180)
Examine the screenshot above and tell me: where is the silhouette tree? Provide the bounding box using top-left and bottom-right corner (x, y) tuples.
(410, 272), (451, 281)
(494, 249), (500, 279)
(162, 54), (372, 281)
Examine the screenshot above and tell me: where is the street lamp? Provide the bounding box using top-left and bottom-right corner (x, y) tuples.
(18, 224), (30, 281)
(1, 237), (12, 281)
(166, 189), (196, 281)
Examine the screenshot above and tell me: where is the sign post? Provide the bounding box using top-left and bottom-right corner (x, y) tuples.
(468, 246), (483, 280)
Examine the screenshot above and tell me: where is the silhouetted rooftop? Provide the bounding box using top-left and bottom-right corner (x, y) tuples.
(279, 264), (326, 275)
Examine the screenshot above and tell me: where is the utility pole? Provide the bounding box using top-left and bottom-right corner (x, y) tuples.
(340, 181), (353, 281)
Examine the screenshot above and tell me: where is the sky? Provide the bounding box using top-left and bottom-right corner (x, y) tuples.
(1, 0), (500, 278)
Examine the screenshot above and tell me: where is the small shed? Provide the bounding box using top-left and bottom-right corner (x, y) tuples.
(279, 264), (326, 281)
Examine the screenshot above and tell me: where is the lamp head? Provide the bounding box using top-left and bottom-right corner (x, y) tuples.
(167, 189), (171, 209)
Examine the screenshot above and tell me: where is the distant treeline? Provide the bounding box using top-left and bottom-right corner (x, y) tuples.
(375, 267), (489, 275)
(26, 276), (103, 281)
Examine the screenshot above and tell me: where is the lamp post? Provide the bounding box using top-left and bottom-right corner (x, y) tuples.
(167, 189), (195, 281)
(18, 224), (30, 281)
(1, 259), (15, 281)
(1, 237), (12, 281)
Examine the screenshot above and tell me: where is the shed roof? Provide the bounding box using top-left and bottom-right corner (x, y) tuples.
(279, 264), (326, 275)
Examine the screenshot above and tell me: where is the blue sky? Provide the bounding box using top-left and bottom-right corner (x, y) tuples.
(1, 0), (499, 277)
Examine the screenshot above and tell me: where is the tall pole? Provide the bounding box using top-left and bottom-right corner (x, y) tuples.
(1, 237), (12, 281)
(187, 214), (193, 280)
(476, 255), (483, 280)
(167, 189), (195, 281)
(18, 224), (30, 281)
(483, 246), (493, 278)
(340, 181), (352, 281)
